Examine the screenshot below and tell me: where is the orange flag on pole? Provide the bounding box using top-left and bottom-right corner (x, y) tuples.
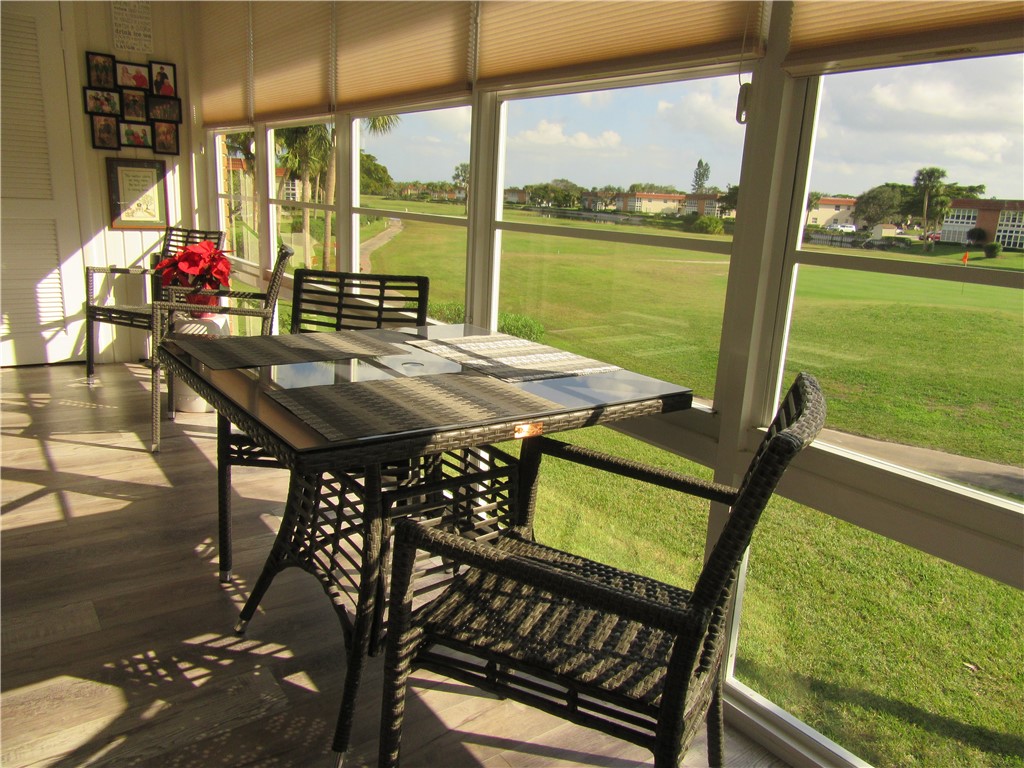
(962, 252), (969, 265)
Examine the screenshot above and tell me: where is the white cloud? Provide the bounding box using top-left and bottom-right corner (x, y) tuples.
(512, 119), (621, 149)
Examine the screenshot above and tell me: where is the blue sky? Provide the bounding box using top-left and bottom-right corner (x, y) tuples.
(362, 54), (1023, 200)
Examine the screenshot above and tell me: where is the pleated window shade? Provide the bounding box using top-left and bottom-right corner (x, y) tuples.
(335, 1), (472, 109)
(198, 2), (250, 126)
(476, 1), (765, 85)
(785, 1), (1024, 76)
(252, 2), (334, 120)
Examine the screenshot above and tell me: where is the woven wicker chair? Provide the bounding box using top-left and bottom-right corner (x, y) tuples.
(379, 372), (826, 768)
(216, 269), (431, 583)
(85, 226), (224, 381)
(150, 243), (293, 452)
(85, 227), (225, 451)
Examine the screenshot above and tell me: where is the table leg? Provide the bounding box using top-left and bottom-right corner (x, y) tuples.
(516, 436), (545, 531)
(217, 413), (233, 582)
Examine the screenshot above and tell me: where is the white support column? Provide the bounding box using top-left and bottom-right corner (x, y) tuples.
(464, 89), (505, 331)
(338, 114), (359, 273)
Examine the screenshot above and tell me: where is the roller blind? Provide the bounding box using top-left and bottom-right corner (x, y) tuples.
(335, 1), (472, 108)
(197, 0), (764, 126)
(253, 2), (333, 119)
(477, 1), (765, 86)
(198, 2), (250, 125)
(785, 1), (1024, 76)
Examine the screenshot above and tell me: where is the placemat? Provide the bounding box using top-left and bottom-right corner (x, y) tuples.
(407, 334), (620, 382)
(268, 373), (561, 443)
(171, 331), (407, 369)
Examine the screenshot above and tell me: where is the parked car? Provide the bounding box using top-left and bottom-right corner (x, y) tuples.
(826, 223), (857, 233)
(918, 232), (941, 241)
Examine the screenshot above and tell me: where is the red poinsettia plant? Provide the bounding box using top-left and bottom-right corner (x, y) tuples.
(155, 240), (232, 291)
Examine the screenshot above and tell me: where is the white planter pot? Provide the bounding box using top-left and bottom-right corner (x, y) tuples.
(174, 314), (229, 413)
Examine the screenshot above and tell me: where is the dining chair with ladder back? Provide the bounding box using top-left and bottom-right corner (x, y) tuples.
(379, 372), (826, 768)
(216, 269), (431, 583)
(150, 243), (294, 452)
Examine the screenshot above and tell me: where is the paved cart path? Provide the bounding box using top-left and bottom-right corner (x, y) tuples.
(360, 217), (403, 272)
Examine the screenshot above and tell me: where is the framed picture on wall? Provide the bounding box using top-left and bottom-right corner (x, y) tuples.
(86, 51), (116, 88)
(121, 88), (148, 122)
(119, 122), (153, 149)
(91, 115), (121, 150)
(150, 61), (176, 96)
(106, 158), (168, 231)
(117, 61), (150, 89)
(152, 121), (179, 155)
(146, 95), (181, 123)
(83, 87), (121, 116)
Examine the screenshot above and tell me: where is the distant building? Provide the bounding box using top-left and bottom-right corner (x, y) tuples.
(614, 192), (686, 214)
(681, 193), (723, 217)
(806, 196), (857, 228)
(942, 198), (1024, 249)
(504, 188), (529, 205)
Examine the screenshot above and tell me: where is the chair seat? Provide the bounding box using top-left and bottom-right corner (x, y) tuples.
(417, 532), (693, 708)
(88, 304), (153, 327)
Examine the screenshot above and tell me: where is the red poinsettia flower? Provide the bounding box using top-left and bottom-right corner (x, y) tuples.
(156, 240), (232, 290)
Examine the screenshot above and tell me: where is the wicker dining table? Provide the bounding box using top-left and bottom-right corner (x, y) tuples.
(156, 323), (692, 755)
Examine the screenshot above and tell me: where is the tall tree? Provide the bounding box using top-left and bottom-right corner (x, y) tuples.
(854, 185), (902, 230)
(691, 158), (711, 194)
(322, 115), (400, 269)
(806, 190), (824, 212)
(913, 166), (947, 248)
(453, 162), (470, 214)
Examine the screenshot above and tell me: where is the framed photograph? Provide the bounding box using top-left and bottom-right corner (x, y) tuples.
(149, 61), (176, 96)
(152, 121), (179, 155)
(86, 51), (116, 88)
(116, 61), (150, 89)
(146, 95), (182, 123)
(119, 122), (153, 149)
(121, 88), (148, 122)
(106, 158), (167, 230)
(91, 115), (121, 150)
(83, 87), (121, 116)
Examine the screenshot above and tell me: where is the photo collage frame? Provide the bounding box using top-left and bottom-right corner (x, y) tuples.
(84, 52), (180, 155)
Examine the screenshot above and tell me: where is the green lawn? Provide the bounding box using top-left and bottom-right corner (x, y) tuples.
(364, 208), (1023, 766)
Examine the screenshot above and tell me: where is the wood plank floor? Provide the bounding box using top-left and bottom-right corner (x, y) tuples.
(1, 362), (789, 768)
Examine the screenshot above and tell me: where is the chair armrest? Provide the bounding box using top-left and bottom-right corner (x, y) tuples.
(393, 519), (708, 636)
(537, 436), (738, 506)
(163, 285), (271, 302)
(86, 266), (156, 276)
(85, 266), (158, 306)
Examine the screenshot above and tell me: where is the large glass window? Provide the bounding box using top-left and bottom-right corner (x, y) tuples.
(214, 129), (258, 263)
(498, 76), (744, 400)
(269, 119), (337, 272)
(356, 106), (471, 319)
(736, 499), (1024, 767)
(791, 55), (1024, 499)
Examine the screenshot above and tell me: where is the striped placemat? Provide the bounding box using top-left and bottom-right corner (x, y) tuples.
(407, 334), (620, 382)
(268, 373), (560, 443)
(171, 330), (406, 369)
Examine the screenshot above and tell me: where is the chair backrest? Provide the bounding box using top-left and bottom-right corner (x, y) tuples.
(259, 244), (295, 335)
(690, 372), (826, 610)
(290, 270), (429, 334)
(151, 227), (226, 300)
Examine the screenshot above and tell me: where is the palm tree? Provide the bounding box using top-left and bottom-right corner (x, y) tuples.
(276, 125), (332, 266)
(913, 166), (947, 249)
(319, 115), (400, 270)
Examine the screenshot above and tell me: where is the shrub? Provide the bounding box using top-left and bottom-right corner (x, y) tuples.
(983, 242), (1003, 259)
(966, 226), (987, 244)
(426, 301), (545, 341)
(690, 215), (725, 235)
